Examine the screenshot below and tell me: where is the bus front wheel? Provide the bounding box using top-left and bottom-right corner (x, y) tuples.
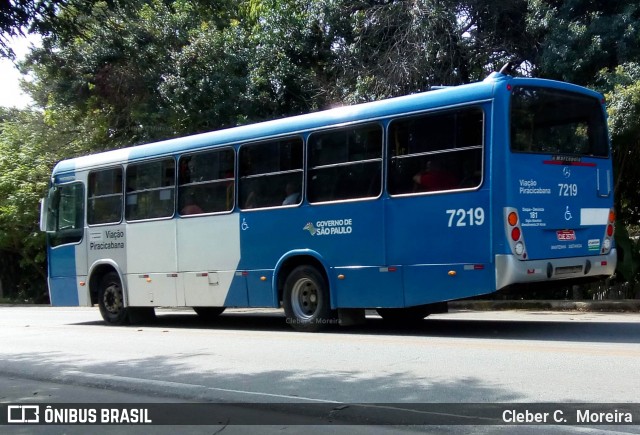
(98, 271), (129, 325)
(283, 265), (335, 332)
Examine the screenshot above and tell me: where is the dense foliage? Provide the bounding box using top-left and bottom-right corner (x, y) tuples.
(1, 0), (639, 301)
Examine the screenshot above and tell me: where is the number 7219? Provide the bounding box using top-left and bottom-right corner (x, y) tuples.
(446, 208), (485, 227)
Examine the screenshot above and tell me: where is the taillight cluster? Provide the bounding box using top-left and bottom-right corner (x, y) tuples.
(505, 208), (527, 259)
(602, 209), (615, 254)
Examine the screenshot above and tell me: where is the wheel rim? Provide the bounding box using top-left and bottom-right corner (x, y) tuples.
(291, 277), (320, 320)
(103, 282), (123, 315)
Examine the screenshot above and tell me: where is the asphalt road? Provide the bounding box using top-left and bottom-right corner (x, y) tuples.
(1, 306), (639, 434)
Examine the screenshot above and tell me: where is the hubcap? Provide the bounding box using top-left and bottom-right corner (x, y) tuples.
(103, 283), (123, 314)
(291, 278), (320, 320)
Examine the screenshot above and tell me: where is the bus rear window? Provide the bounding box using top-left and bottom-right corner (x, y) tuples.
(510, 87), (608, 157)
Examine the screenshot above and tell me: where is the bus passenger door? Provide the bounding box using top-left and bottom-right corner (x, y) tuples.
(46, 181), (89, 306)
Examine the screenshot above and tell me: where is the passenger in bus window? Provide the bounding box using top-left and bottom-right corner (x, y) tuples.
(244, 190), (257, 209)
(179, 158), (191, 184)
(413, 159), (459, 192)
(282, 182), (300, 205)
(181, 193), (203, 215)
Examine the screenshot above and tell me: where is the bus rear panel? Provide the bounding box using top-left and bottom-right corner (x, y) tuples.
(496, 84), (616, 289)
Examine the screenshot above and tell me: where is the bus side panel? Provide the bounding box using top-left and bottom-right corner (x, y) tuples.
(332, 266), (404, 308)
(126, 220), (178, 307)
(403, 264), (494, 306)
(177, 214), (248, 307)
(298, 200), (390, 308)
(245, 270), (275, 306)
(239, 200), (392, 308)
(385, 189), (493, 306)
(183, 271), (248, 307)
(87, 223), (127, 301)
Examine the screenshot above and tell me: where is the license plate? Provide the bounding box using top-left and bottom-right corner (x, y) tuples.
(556, 230), (576, 241)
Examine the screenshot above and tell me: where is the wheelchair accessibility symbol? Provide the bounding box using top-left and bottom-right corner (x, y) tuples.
(564, 206), (572, 221)
(241, 218), (249, 231)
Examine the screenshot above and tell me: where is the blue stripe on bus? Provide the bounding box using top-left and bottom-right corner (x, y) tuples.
(49, 276), (79, 306)
(47, 233), (80, 306)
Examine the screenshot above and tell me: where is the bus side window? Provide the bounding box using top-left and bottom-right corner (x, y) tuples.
(307, 123), (382, 203)
(88, 167), (123, 225)
(125, 158), (175, 221)
(178, 148), (235, 215)
(388, 107), (484, 195)
(239, 138), (303, 210)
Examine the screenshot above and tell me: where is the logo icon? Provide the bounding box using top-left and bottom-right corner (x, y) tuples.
(7, 405), (40, 423)
(588, 239), (601, 252)
(303, 222), (317, 236)
(564, 206), (573, 221)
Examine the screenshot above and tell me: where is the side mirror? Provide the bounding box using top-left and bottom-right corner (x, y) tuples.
(40, 186), (59, 232)
(39, 197), (48, 232)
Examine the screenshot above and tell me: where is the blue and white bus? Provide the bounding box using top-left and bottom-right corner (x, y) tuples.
(40, 70), (616, 331)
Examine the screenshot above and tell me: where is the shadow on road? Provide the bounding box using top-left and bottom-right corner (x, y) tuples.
(74, 310), (640, 344)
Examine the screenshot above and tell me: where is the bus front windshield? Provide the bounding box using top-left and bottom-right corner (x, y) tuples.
(510, 86), (609, 157)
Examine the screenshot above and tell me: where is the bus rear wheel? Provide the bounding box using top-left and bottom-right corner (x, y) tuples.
(283, 265), (335, 332)
(376, 305), (431, 324)
(98, 271), (129, 325)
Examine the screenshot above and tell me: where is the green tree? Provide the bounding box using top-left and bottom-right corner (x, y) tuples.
(0, 109), (55, 301)
(598, 64), (640, 292)
(0, 0), (61, 59)
(24, 1), (183, 147)
(158, 16), (251, 132)
(329, 0), (538, 102)
(529, 1), (640, 83)
(599, 63), (640, 225)
(242, 0), (339, 114)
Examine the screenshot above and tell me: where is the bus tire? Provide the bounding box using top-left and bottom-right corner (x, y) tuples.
(193, 307), (226, 320)
(283, 265), (335, 332)
(376, 305), (430, 324)
(98, 271), (129, 325)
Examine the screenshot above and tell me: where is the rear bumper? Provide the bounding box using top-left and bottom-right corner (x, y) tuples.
(495, 249), (617, 290)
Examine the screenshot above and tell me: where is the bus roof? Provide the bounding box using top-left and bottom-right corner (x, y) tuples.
(51, 74), (603, 176)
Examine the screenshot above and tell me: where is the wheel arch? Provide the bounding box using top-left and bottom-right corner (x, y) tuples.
(88, 260), (128, 307)
(274, 250), (333, 308)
